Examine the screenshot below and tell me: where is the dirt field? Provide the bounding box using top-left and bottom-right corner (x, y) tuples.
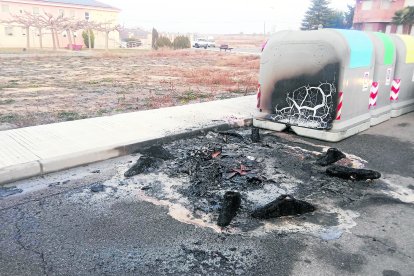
(215, 34), (266, 48)
(0, 49), (259, 130)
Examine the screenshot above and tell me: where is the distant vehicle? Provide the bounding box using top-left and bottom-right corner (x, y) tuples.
(207, 39), (216, 48)
(219, 44), (233, 52)
(120, 39), (142, 48)
(193, 38), (208, 49)
(126, 40), (142, 48)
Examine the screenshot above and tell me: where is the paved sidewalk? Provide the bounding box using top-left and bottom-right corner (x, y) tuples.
(0, 95), (259, 185)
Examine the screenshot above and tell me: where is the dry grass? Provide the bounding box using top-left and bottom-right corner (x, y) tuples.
(215, 34), (266, 48)
(215, 55), (260, 70)
(0, 49), (259, 129)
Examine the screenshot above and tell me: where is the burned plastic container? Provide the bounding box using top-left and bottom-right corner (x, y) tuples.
(389, 34), (414, 117)
(255, 29), (375, 142)
(365, 32), (396, 126)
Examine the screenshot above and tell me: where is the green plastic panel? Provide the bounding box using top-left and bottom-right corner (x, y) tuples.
(374, 32), (395, 65)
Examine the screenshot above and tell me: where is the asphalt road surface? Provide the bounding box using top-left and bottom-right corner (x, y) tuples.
(0, 112), (413, 276)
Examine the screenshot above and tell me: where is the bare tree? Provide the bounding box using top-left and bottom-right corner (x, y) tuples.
(67, 20), (85, 48)
(38, 13), (69, 50)
(2, 12), (119, 51)
(31, 13), (49, 49)
(82, 20), (95, 50)
(94, 22), (123, 50)
(60, 18), (77, 48)
(5, 12), (36, 49)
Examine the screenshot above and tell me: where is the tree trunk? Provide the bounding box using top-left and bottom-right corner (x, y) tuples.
(67, 29), (73, 49)
(39, 28), (43, 49)
(26, 26), (30, 50)
(51, 27), (57, 50)
(88, 29), (92, 50)
(55, 29), (60, 49)
(105, 31), (109, 51)
(402, 24), (412, 34)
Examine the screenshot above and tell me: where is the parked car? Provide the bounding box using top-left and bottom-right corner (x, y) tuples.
(207, 39), (216, 48)
(120, 39), (142, 48)
(193, 38), (208, 49)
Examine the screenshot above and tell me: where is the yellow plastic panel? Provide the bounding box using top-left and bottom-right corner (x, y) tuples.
(398, 35), (414, 63)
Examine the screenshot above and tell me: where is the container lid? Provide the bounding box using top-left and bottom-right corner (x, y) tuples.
(335, 29), (373, 68)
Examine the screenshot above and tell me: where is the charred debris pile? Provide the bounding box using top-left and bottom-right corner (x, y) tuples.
(124, 128), (381, 228)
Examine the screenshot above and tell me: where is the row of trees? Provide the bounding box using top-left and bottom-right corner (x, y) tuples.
(151, 28), (191, 50)
(301, 0), (354, 30)
(303, 0), (414, 34)
(392, 6), (414, 34)
(1, 12), (121, 50)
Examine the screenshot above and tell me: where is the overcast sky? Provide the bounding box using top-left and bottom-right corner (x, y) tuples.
(100, 0), (355, 34)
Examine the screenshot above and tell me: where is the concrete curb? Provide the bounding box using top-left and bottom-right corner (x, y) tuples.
(0, 118), (252, 186)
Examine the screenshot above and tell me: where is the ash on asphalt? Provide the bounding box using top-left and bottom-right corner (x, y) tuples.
(0, 186), (23, 198)
(118, 127), (383, 237)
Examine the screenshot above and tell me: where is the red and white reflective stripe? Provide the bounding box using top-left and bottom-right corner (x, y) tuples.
(369, 82), (379, 109)
(390, 79), (400, 101)
(256, 84), (261, 108)
(336, 91), (343, 120)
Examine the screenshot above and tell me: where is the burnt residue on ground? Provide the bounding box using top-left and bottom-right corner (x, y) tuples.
(252, 195), (315, 219)
(322, 134), (414, 178)
(90, 183), (106, 193)
(326, 165), (381, 181)
(217, 191), (241, 227)
(137, 145), (174, 160)
(0, 186), (23, 199)
(123, 128), (387, 231)
(317, 148), (346, 166)
(124, 156), (164, 177)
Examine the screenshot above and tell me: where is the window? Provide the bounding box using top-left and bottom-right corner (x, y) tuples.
(59, 9), (64, 16)
(5, 26), (14, 36)
(1, 4), (9, 12)
(85, 11), (90, 20)
(69, 10), (75, 18)
(406, 0), (414, 6)
(364, 23), (374, 31)
(33, 7), (39, 14)
(362, 0), (373, 10)
(385, 24), (391, 34)
(380, 0), (391, 9)
(397, 25), (403, 34)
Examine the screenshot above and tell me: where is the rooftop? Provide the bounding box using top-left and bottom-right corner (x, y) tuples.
(32, 0), (119, 10)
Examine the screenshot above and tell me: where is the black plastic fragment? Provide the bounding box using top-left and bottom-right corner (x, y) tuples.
(326, 165), (381, 180)
(316, 148), (346, 166)
(90, 184), (105, 193)
(217, 191), (241, 227)
(251, 128), (261, 143)
(139, 145), (174, 160)
(252, 195), (315, 219)
(218, 131), (244, 140)
(124, 156), (162, 177)
(0, 186), (23, 198)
